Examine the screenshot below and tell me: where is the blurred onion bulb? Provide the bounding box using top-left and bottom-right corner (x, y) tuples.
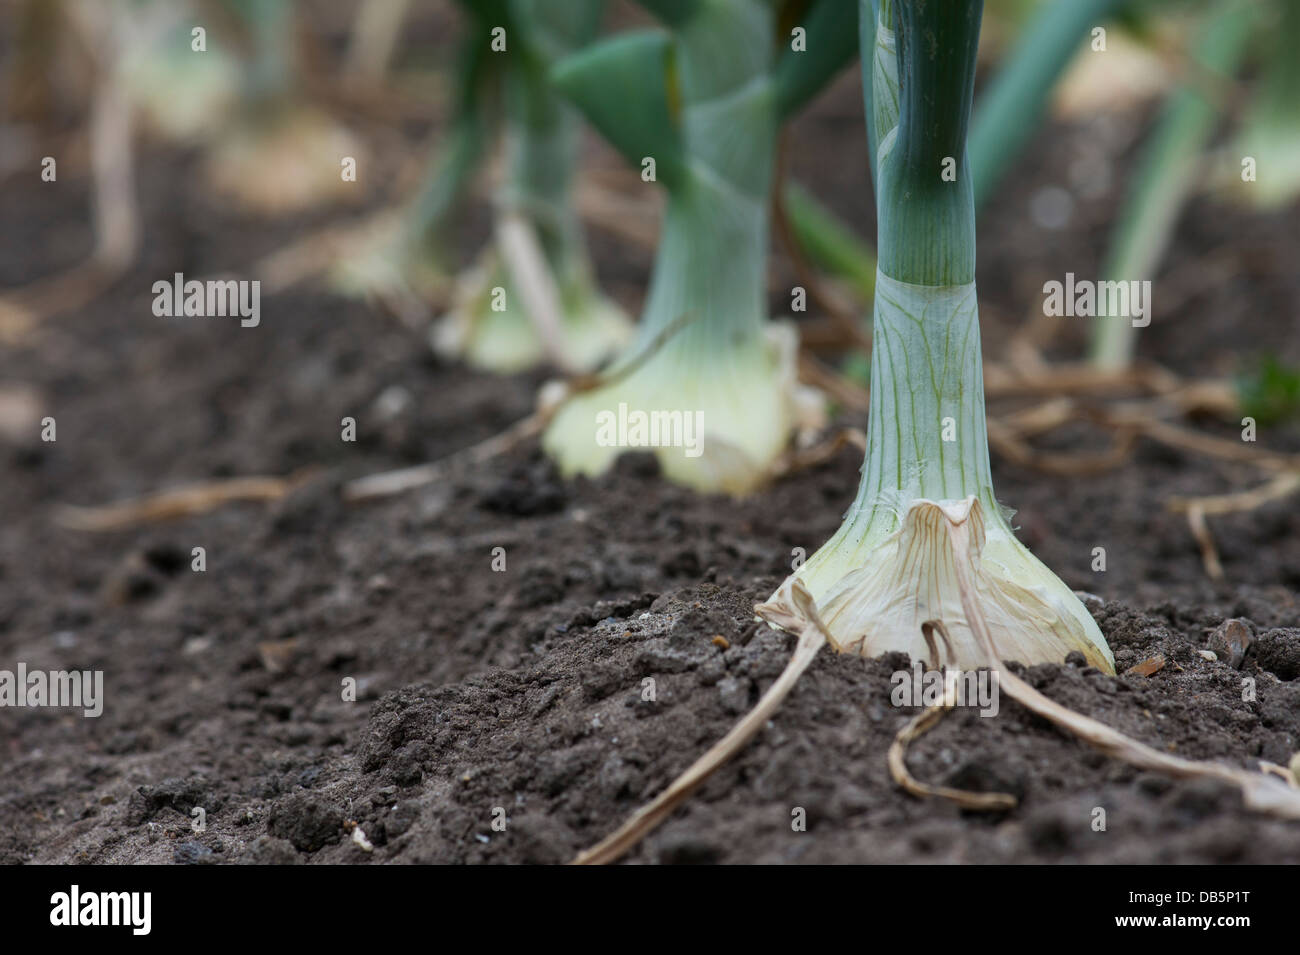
(540, 0), (843, 494)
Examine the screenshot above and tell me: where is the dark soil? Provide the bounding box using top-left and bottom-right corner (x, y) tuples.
(2, 5), (1299, 865)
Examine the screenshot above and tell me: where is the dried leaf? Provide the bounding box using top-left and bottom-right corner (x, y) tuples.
(1124, 654), (1166, 677)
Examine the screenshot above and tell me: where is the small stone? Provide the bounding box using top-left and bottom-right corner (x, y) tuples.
(182, 636), (212, 656)
(371, 385), (411, 421)
(717, 676), (749, 715)
(1207, 618), (1251, 669)
(173, 841), (215, 865)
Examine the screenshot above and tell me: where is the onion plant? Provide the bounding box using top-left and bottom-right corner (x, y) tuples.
(433, 0), (631, 374)
(541, 0), (854, 495)
(574, 1), (1118, 863)
(1090, 0), (1255, 369)
(340, 0), (631, 374)
(573, 0), (1300, 867)
(202, 0), (361, 214)
(767, 0), (1116, 672)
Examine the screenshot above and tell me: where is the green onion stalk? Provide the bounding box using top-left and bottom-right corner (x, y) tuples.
(431, 0), (631, 374)
(968, 0), (1130, 209)
(203, 0), (362, 214)
(742, 0), (1132, 330)
(1090, 0), (1255, 370)
(541, 0), (857, 495)
(766, 0), (1115, 672)
(339, 0), (630, 374)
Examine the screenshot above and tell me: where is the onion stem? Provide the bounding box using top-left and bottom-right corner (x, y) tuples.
(543, 0), (856, 494)
(777, 0), (1114, 672)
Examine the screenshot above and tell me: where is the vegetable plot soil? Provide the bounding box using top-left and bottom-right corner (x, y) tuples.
(2, 71), (1299, 865)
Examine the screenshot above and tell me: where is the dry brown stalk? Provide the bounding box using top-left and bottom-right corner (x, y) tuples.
(768, 427), (866, 481)
(797, 352), (870, 411)
(344, 412), (548, 502)
(1168, 471), (1300, 516)
(986, 418), (1139, 476)
(1185, 505), (1225, 581)
(55, 471), (317, 532)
